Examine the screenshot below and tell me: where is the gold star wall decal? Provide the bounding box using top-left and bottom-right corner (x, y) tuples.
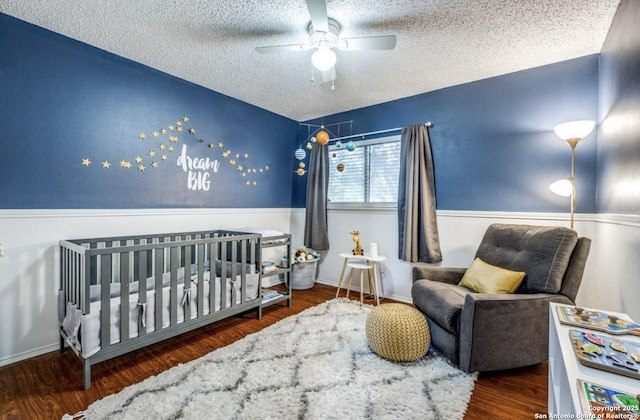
(80, 115), (271, 187)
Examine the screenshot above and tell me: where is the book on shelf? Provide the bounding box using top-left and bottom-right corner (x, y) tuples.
(261, 261), (280, 274)
(261, 288), (288, 303)
(262, 289), (280, 298)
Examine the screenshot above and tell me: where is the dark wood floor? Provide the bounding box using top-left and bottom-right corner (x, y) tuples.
(0, 284), (547, 419)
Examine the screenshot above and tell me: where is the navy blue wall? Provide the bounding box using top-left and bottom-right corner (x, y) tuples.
(0, 14), (298, 209)
(294, 56), (600, 213)
(597, 0), (640, 214)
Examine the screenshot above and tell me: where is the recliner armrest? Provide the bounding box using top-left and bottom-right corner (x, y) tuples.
(458, 292), (573, 372)
(412, 265), (466, 285)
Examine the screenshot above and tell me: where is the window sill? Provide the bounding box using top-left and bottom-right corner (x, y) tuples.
(327, 203), (397, 213)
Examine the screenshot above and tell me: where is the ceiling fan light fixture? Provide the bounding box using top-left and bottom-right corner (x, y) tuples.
(311, 47), (336, 71)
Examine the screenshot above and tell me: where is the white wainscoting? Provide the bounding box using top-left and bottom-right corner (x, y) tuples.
(290, 209), (639, 320)
(3, 208), (639, 367)
(0, 208), (292, 367)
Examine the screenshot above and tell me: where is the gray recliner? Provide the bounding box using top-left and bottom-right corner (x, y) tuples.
(411, 223), (591, 373)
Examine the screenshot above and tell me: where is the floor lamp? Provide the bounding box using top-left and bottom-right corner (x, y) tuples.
(549, 120), (595, 229)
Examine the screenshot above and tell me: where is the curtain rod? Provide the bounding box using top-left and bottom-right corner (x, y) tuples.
(329, 122), (432, 142)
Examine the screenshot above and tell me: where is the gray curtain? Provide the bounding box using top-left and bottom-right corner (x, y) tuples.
(398, 124), (442, 263)
(304, 142), (330, 250)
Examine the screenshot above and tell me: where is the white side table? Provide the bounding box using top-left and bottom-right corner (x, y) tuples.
(336, 252), (386, 305)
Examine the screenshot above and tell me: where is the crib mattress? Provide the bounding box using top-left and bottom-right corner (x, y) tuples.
(62, 271), (259, 358)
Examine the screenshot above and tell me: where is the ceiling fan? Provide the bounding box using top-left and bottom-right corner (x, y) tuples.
(255, 0), (397, 84)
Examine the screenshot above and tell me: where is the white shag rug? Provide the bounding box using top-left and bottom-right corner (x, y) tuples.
(65, 299), (476, 420)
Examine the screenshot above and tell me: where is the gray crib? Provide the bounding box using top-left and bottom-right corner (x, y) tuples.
(59, 229), (262, 389)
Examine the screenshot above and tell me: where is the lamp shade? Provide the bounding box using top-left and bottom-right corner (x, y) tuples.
(549, 178), (574, 197)
(553, 120), (595, 141)
(311, 47), (336, 71)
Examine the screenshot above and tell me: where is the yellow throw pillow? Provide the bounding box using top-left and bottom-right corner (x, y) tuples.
(459, 258), (526, 294)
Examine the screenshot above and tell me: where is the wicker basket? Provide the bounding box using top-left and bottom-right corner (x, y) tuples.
(365, 303), (430, 361)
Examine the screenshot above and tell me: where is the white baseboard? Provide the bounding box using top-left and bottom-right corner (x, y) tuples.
(315, 278), (412, 304)
(0, 343), (59, 368)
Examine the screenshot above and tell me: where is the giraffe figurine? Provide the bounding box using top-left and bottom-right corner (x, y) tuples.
(350, 231), (364, 256)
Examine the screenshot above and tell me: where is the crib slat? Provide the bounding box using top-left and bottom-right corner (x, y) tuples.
(230, 240), (238, 307)
(209, 241), (217, 314)
(154, 247), (164, 332)
(197, 243), (205, 318)
(120, 251), (130, 343)
(170, 246), (178, 326)
(100, 254), (112, 350)
(183, 243), (192, 321)
(138, 245), (148, 337)
(241, 239), (247, 303)
(69, 250), (76, 306)
(220, 241), (227, 311)
(82, 251), (90, 315)
(65, 248), (72, 305)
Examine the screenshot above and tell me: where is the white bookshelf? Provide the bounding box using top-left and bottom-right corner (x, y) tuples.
(548, 302), (640, 416)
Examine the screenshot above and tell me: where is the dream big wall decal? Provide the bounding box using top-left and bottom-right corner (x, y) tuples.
(81, 116), (270, 191)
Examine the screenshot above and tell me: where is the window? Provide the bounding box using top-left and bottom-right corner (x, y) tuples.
(328, 135), (400, 204)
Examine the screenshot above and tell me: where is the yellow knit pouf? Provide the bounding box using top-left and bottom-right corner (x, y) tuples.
(365, 303), (430, 362)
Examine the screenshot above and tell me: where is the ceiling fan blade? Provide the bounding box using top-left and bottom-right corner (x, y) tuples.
(340, 35), (397, 51)
(306, 0), (328, 33)
(255, 43), (310, 54)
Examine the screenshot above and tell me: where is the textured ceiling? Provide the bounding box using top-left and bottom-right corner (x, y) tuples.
(1, 0), (621, 121)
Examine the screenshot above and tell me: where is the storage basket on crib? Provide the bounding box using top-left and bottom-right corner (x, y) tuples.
(291, 259), (318, 290)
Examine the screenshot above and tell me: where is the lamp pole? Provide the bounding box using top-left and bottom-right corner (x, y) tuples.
(567, 138), (579, 229)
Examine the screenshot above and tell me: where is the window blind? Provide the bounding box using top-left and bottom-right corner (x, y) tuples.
(328, 136), (400, 203)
